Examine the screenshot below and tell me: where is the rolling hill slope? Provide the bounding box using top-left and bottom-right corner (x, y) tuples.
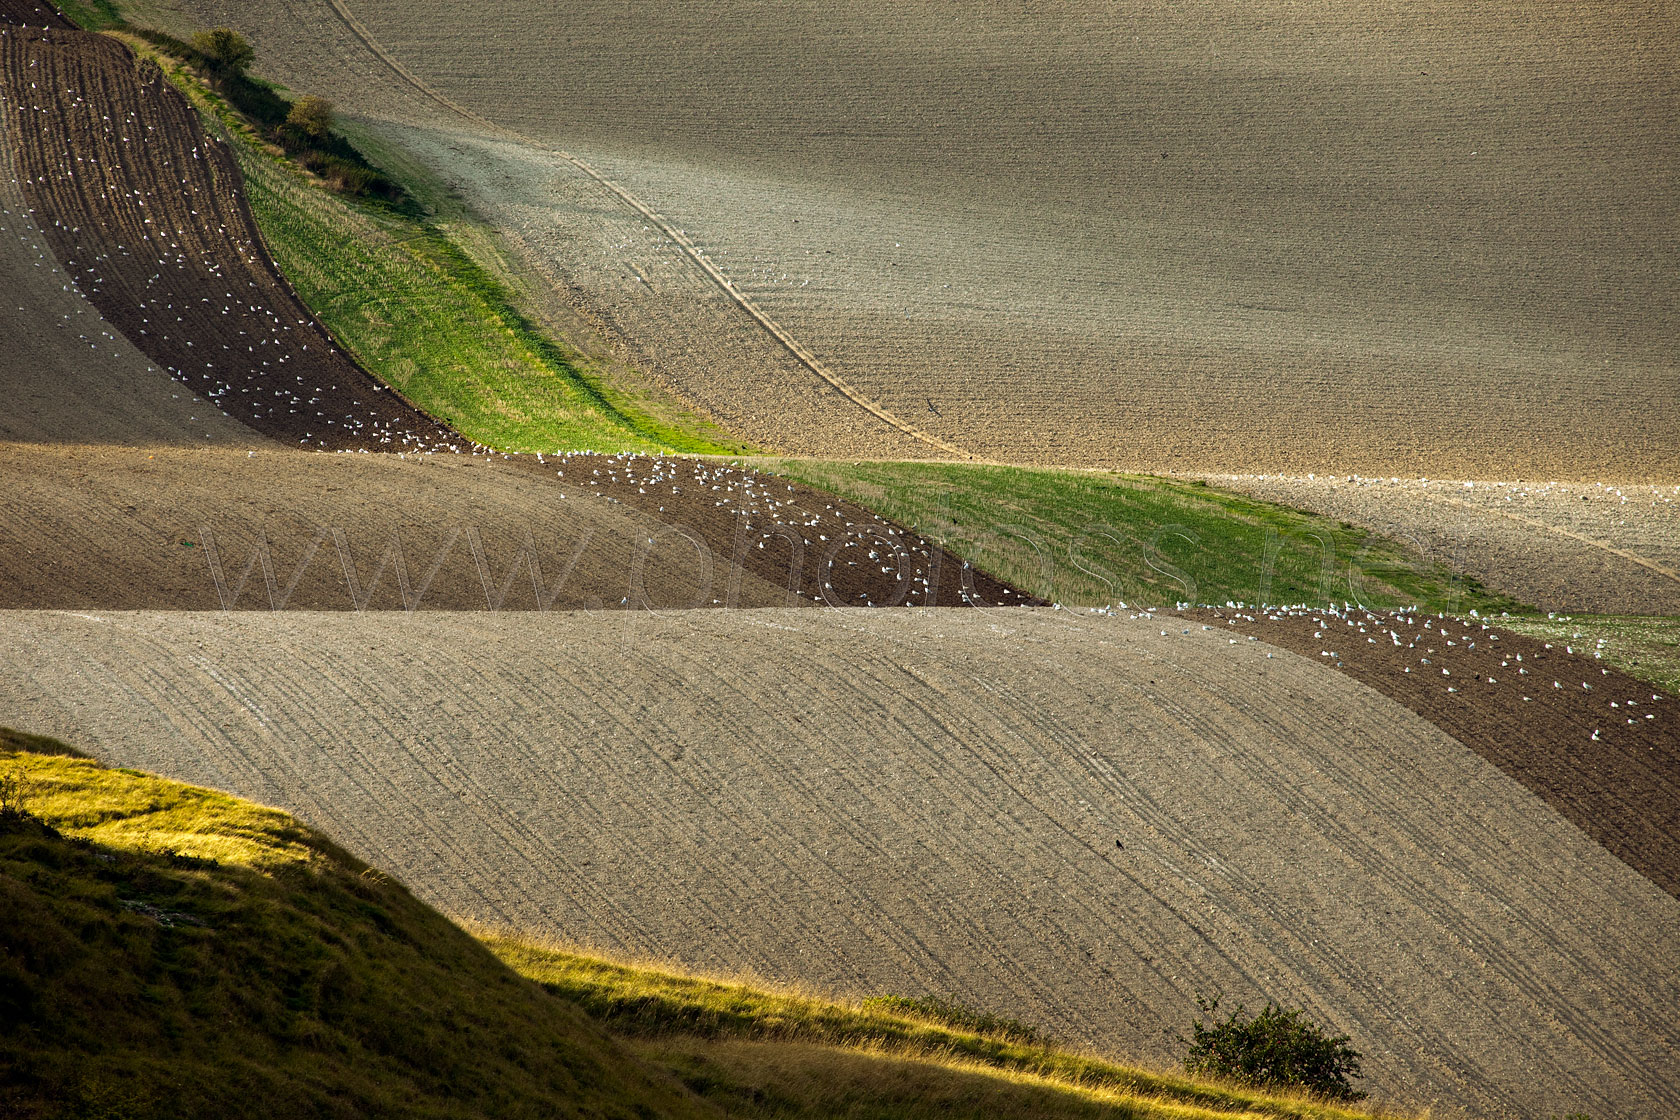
(2, 607), (1676, 1119)
(128, 0), (1680, 478)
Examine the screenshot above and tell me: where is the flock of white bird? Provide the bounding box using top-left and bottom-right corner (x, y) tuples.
(552, 451), (1035, 607)
(0, 36), (467, 454)
(1205, 605), (1666, 738)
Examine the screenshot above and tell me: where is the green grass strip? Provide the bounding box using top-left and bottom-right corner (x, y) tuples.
(745, 459), (1526, 614)
(132, 40), (742, 456)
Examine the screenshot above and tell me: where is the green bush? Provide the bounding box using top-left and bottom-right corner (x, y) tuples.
(1182, 996), (1365, 1101)
(189, 27), (253, 76)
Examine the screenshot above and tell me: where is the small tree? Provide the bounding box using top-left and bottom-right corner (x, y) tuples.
(190, 27), (253, 76)
(1183, 996), (1366, 1101)
(285, 95), (335, 142)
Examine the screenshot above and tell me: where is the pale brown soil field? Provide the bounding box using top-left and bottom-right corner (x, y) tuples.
(1184, 606), (1680, 898)
(0, 444), (808, 609)
(143, 0), (1678, 478)
(1, 607), (1676, 1118)
(0, 19), (1026, 610)
(0, 443), (1031, 609)
(1215, 474), (1680, 615)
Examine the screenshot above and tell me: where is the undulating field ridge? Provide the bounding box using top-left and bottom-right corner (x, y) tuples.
(2, 608), (1676, 1119)
(0, 13), (1027, 611)
(127, 0), (1680, 478)
(3, 731), (1399, 1120)
(5, 4), (1679, 1119)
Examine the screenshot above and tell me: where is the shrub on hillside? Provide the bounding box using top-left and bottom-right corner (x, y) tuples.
(285, 95), (334, 142)
(1182, 996), (1365, 1101)
(189, 27), (253, 76)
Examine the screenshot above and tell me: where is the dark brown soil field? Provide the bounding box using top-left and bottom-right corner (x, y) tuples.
(0, 18), (465, 453)
(1187, 607), (1680, 900)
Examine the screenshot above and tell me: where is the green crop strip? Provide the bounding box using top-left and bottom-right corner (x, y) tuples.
(122, 38), (745, 457)
(747, 459), (1526, 614)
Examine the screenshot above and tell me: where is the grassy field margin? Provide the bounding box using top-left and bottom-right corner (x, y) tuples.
(112, 30), (746, 456)
(748, 459), (1524, 615)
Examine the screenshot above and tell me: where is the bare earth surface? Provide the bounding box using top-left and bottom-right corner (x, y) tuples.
(1216, 474), (1680, 615)
(137, 0), (1678, 477)
(1, 607), (1677, 1119)
(0, 100), (252, 446)
(0, 443), (1031, 610)
(1186, 606), (1680, 898)
(0, 18), (1025, 612)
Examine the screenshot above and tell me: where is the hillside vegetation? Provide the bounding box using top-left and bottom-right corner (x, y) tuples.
(1, 729), (1394, 1120)
(754, 459), (1523, 613)
(121, 31), (746, 457)
(0, 729), (706, 1119)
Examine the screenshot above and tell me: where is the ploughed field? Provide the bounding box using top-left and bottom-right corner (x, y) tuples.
(2, 607), (1677, 1120)
(0, 14), (1023, 611)
(4, 7), (1680, 1120)
(143, 0), (1679, 477)
(1215, 474), (1680, 616)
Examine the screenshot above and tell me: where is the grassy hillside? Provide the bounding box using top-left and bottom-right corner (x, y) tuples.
(751, 459), (1524, 614)
(120, 33), (747, 457)
(1, 729), (1396, 1120)
(0, 729), (707, 1120)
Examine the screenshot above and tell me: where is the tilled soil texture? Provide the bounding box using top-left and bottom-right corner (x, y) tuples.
(3, 608), (1677, 1119)
(0, 20), (1029, 610)
(0, 444), (805, 609)
(1187, 607), (1680, 899)
(543, 452), (1033, 609)
(0, 136), (257, 445)
(153, 0), (1680, 478)
(0, 21), (466, 453)
(0, 0), (70, 29)
(0, 444), (1030, 610)
(1215, 475), (1680, 616)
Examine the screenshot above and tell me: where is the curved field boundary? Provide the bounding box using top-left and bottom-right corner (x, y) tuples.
(0, 22), (466, 453)
(3, 607), (1677, 1119)
(1188, 606), (1680, 899)
(320, 0), (971, 459)
(1436, 495), (1680, 589)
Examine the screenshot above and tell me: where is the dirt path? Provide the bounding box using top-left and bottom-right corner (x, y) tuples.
(2, 607), (1676, 1119)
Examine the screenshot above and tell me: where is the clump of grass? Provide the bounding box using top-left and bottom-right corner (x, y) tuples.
(750, 458), (1526, 613)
